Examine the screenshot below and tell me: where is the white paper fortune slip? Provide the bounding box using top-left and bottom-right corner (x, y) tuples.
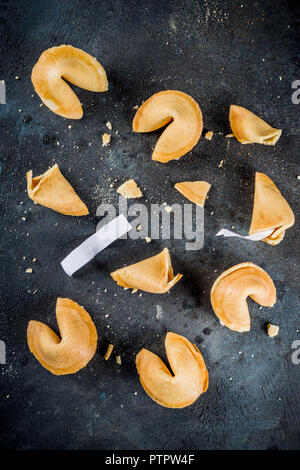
(61, 214), (132, 276)
(216, 228), (273, 241)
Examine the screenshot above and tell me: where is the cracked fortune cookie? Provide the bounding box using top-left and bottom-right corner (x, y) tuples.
(26, 164), (88, 216)
(110, 248), (182, 293)
(229, 105), (281, 145)
(249, 172), (295, 245)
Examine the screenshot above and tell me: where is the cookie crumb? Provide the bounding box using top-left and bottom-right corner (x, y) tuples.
(267, 323), (279, 338)
(106, 121), (112, 130)
(104, 344), (114, 360)
(145, 236), (151, 243)
(25, 268), (33, 273)
(102, 133), (111, 146)
(116, 355), (122, 365)
(205, 131), (213, 140)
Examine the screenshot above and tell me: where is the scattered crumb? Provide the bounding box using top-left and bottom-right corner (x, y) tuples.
(15, 76), (20, 80)
(164, 205), (173, 213)
(68, 125), (72, 129)
(132, 289), (138, 294)
(117, 179), (142, 198)
(104, 344), (114, 360)
(25, 268), (33, 273)
(218, 160), (224, 168)
(116, 355), (122, 365)
(225, 133), (234, 138)
(32, 258), (37, 262)
(132, 105), (138, 110)
(102, 133), (111, 146)
(267, 323), (279, 338)
(205, 131), (213, 140)
(106, 121), (112, 130)
(145, 236), (151, 243)
(297, 176), (300, 180)
(137, 225), (142, 231)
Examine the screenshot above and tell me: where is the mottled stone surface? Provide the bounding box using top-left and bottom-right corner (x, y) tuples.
(0, 0), (299, 450)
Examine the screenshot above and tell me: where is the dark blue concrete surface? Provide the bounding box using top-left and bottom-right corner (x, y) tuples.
(0, 0), (299, 450)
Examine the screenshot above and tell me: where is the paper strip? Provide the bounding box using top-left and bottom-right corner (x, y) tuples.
(61, 214), (132, 276)
(216, 228), (273, 241)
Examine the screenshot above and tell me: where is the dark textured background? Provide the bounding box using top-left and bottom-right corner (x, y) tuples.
(0, 0), (299, 450)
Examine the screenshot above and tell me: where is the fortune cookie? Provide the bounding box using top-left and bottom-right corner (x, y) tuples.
(32, 45), (108, 118)
(26, 164), (88, 216)
(110, 248), (182, 293)
(133, 90), (203, 163)
(211, 262), (276, 332)
(229, 105), (281, 145)
(136, 332), (209, 408)
(27, 298), (98, 375)
(249, 172), (295, 245)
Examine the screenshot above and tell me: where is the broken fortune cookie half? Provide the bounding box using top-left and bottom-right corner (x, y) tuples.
(133, 90), (203, 163)
(31, 45), (108, 119)
(27, 164), (89, 216)
(27, 298), (98, 375)
(110, 248), (182, 293)
(136, 332), (209, 408)
(249, 172), (295, 245)
(175, 181), (211, 206)
(229, 105), (281, 145)
(211, 262), (276, 332)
